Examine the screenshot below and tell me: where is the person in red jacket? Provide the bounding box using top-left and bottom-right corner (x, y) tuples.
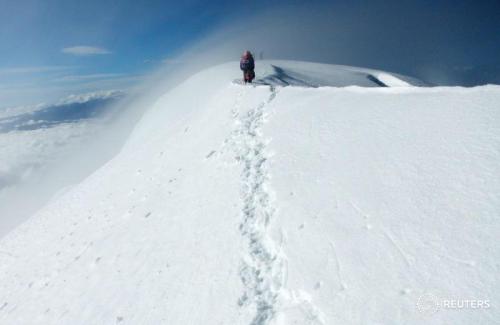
(240, 50), (255, 83)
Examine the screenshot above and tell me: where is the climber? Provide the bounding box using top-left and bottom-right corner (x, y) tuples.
(240, 50), (255, 83)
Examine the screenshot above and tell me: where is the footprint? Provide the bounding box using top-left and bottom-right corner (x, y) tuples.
(205, 150), (216, 159)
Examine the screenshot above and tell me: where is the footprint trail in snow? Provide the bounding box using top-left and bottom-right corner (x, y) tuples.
(230, 85), (325, 325)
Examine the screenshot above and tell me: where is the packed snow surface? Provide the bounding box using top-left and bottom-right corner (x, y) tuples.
(0, 61), (498, 324)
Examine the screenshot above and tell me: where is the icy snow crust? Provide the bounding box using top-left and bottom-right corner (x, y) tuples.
(0, 61), (498, 324)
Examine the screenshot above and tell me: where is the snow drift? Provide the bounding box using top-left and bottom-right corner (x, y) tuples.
(0, 61), (498, 324)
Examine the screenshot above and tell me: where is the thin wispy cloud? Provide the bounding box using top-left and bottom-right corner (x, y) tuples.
(62, 46), (111, 56)
(0, 66), (73, 75)
(162, 57), (185, 65)
(52, 73), (145, 90)
(56, 73), (126, 82)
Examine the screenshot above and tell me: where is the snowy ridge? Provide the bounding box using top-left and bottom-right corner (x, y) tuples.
(375, 73), (411, 87)
(253, 61), (427, 88)
(257, 65), (319, 87)
(0, 61), (498, 324)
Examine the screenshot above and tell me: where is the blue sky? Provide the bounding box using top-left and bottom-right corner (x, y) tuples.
(0, 0), (499, 108)
(1, 1), (228, 70)
(0, 0), (243, 107)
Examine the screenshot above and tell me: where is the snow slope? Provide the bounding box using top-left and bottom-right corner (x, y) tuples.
(0, 61), (498, 324)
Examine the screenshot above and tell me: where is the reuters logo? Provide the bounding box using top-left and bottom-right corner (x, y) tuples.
(416, 293), (491, 315)
(417, 293), (440, 315)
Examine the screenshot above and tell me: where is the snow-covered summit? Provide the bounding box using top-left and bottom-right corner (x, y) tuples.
(0, 61), (498, 324)
(242, 60), (425, 88)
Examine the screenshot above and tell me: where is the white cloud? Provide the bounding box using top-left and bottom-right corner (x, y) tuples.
(58, 89), (125, 104)
(62, 46), (111, 56)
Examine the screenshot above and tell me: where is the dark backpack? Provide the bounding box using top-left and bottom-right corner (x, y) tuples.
(240, 57), (255, 71)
